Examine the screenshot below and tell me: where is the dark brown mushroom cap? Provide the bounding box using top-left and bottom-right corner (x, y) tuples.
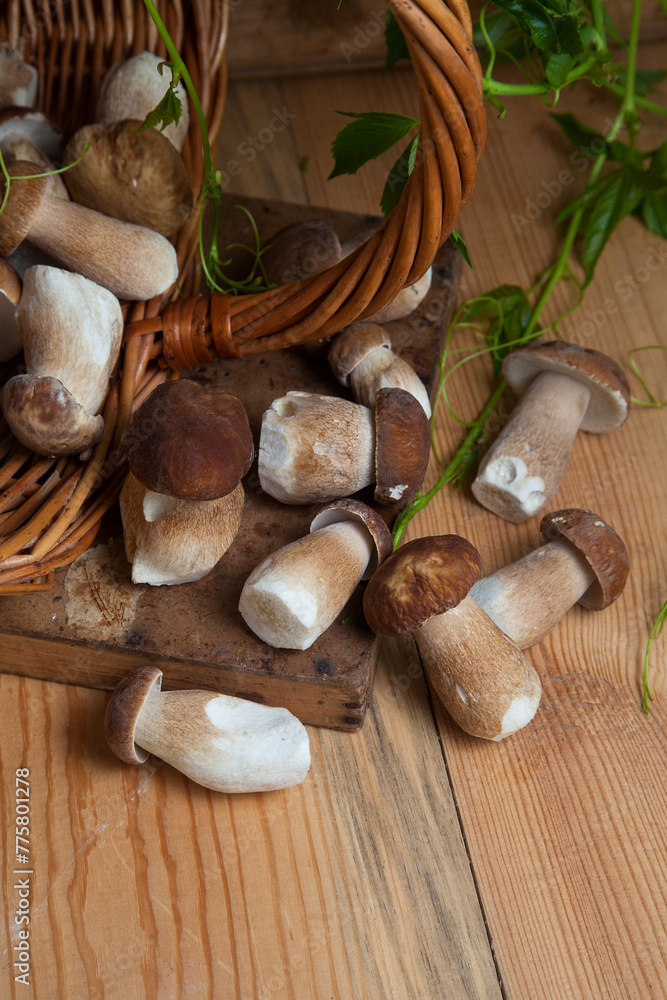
(262, 219), (342, 286)
(310, 498), (393, 579)
(63, 121), (193, 237)
(502, 340), (631, 433)
(363, 534), (483, 636)
(0, 160), (46, 256)
(104, 665), (163, 764)
(374, 387), (431, 507)
(540, 508), (630, 610)
(124, 379), (254, 501)
(328, 323), (392, 385)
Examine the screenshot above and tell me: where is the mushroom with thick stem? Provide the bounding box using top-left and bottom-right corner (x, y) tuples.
(239, 498), (393, 650)
(470, 508), (630, 649)
(120, 379), (254, 586)
(104, 666), (311, 793)
(258, 386), (430, 507)
(1, 265), (123, 455)
(328, 322), (432, 417)
(0, 259), (22, 362)
(96, 52), (190, 152)
(472, 341), (631, 523)
(0, 160), (178, 300)
(63, 120), (193, 237)
(363, 535), (542, 741)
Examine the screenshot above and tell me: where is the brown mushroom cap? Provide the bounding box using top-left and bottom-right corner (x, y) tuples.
(363, 534), (483, 636)
(540, 508), (629, 610)
(310, 498), (393, 579)
(2, 374), (105, 456)
(104, 665), (163, 764)
(262, 220), (342, 285)
(0, 160), (46, 256)
(374, 387), (431, 506)
(63, 121), (193, 237)
(328, 323), (392, 385)
(124, 379), (254, 501)
(503, 341), (631, 433)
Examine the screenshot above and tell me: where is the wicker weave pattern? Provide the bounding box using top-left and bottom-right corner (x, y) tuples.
(0, 0), (483, 592)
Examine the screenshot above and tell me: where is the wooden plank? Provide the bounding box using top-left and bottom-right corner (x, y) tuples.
(0, 643), (502, 999)
(0, 196), (462, 731)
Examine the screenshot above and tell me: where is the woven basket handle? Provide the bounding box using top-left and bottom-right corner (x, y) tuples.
(152, 0), (486, 368)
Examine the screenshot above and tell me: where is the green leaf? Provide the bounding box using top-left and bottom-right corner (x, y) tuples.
(492, 0), (584, 57)
(581, 168), (643, 285)
(641, 192), (667, 238)
(136, 84), (183, 134)
(473, 9), (528, 61)
(557, 171), (617, 222)
(616, 67), (667, 96)
(385, 12), (410, 71)
(651, 140), (667, 178)
(449, 227), (472, 269)
(329, 110), (420, 179)
(545, 52), (574, 88)
(381, 134), (419, 217)
(551, 112), (605, 154)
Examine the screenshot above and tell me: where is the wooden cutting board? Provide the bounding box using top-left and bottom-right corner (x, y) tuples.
(0, 195), (462, 730)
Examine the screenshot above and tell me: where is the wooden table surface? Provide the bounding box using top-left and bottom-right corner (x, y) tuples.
(2, 35), (667, 1000)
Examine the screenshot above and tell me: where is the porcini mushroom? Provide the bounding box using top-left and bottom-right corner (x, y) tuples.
(0, 48), (38, 108)
(0, 133), (69, 200)
(2, 266), (123, 454)
(105, 666), (311, 793)
(0, 259), (22, 361)
(0, 107), (62, 160)
(470, 508), (630, 649)
(363, 535), (542, 741)
(239, 498), (392, 649)
(64, 120), (192, 237)
(96, 52), (190, 151)
(472, 341), (631, 523)
(328, 322), (432, 416)
(120, 379), (254, 586)
(0, 160), (178, 300)
(340, 228), (433, 323)
(262, 219), (342, 285)
(258, 386), (430, 507)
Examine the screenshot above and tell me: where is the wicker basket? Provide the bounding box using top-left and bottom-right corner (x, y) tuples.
(0, 0), (485, 593)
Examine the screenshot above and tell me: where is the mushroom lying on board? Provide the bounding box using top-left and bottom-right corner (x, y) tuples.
(2, 265), (123, 455)
(97, 52), (190, 152)
(0, 160), (178, 300)
(472, 341), (631, 523)
(258, 387), (430, 507)
(120, 380), (254, 586)
(64, 120), (193, 237)
(0, 259), (21, 362)
(105, 666), (311, 794)
(470, 508), (630, 649)
(363, 535), (542, 741)
(239, 498), (392, 650)
(328, 322), (432, 417)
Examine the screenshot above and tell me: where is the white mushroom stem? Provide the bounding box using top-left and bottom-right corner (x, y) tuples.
(414, 595), (542, 741)
(259, 392), (375, 504)
(133, 688), (311, 793)
(120, 473), (245, 586)
(239, 520), (374, 650)
(349, 346), (432, 417)
(470, 539), (596, 649)
(472, 370), (591, 523)
(26, 196), (178, 300)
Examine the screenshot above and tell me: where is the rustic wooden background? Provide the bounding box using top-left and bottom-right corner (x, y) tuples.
(1, 9), (666, 1000)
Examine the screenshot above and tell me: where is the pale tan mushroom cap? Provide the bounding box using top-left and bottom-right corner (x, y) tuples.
(105, 664), (163, 764)
(328, 323), (392, 384)
(97, 52), (190, 151)
(120, 472), (245, 586)
(0, 107), (63, 160)
(503, 341), (631, 433)
(0, 51), (38, 108)
(262, 220), (342, 286)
